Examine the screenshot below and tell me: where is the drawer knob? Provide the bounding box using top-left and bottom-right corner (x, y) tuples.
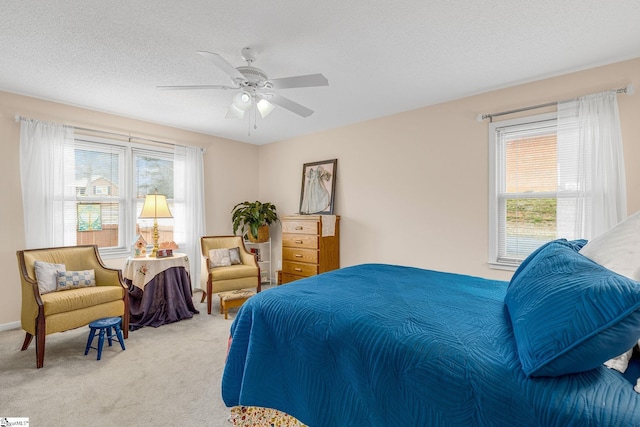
(295, 226), (303, 230)
(295, 240), (303, 244)
(294, 268), (302, 272)
(295, 254), (303, 258)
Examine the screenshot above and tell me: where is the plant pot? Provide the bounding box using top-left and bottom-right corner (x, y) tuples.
(247, 225), (269, 243)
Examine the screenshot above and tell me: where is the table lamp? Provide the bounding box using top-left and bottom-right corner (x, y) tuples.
(139, 193), (173, 257)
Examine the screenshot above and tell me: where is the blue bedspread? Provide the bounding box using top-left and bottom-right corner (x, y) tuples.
(222, 264), (640, 426)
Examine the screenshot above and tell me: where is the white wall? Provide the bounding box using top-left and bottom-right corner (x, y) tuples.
(2, 57), (639, 327)
(0, 91), (260, 326)
(258, 58), (640, 281)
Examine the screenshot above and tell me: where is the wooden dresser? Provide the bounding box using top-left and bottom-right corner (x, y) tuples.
(281, 215), (340, 284)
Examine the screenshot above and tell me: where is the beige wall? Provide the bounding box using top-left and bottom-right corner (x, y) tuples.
(1, 57), (639, 327)
(0, 91), (259, 326)
(258, 58), (640, 281)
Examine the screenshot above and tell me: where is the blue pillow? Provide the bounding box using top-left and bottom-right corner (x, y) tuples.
(505, 239), (640, 377)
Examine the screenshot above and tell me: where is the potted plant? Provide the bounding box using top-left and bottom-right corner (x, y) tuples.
(231, 201), (279, 243)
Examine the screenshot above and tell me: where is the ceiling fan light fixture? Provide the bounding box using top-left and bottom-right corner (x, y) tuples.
(257, 99), (275, 118)
(233, 91), (252, 111)
(163, 48), (328, 122)
(226, 103), (246, 119)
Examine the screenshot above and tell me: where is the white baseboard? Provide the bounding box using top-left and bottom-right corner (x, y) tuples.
(0, 321), (21, 332)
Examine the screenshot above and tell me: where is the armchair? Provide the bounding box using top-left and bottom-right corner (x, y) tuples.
(17, 245), (129, 368)
(201, 235), (260, 315)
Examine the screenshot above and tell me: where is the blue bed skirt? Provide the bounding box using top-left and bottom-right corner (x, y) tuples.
(222, 264), (640, 426)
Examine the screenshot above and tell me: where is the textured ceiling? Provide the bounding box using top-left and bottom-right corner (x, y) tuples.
(1, 1), (639, 144)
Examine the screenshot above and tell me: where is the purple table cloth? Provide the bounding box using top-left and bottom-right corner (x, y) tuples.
(126, 266), (199, 330)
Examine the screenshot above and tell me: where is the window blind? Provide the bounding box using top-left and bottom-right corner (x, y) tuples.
(493, 114), (587, 264)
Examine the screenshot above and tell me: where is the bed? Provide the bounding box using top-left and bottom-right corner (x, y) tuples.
(222, 238), (640, 426)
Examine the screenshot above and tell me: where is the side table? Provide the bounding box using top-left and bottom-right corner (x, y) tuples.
(123, 253), (199, 330)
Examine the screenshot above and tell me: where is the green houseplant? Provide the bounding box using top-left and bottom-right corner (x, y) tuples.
(231, 201), (279, 243)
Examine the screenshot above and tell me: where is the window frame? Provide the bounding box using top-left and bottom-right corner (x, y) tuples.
(72, 135), (175, 259)
(488, 112), (558, 270)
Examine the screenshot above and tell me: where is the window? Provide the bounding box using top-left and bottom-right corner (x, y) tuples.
(19, 118), (204, 279)
(71, 136), (175, 256)
(133, 150), (174, 249)
(489, 112), (585, 268)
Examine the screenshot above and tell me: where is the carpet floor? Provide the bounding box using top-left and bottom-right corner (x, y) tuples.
(0, 293), (237, 426)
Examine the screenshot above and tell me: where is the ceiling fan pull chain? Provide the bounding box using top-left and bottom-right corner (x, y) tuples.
(253, 103), (258, 130)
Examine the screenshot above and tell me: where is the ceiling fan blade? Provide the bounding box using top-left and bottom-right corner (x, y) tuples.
(156, 84), (235, 90)
(270, 73), (328, 89)
(197, 51), (246, 82)
(267, 93), (314, 118)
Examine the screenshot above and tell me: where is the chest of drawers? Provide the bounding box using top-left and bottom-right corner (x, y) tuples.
(281, 215), (340, 284)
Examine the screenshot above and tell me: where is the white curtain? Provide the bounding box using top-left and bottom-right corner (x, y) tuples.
(557, 90), (627, 239)
(174, 145), (206, 289)
(18, 117), (75, 248)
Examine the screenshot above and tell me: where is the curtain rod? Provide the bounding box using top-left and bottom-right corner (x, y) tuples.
(477, 84), (635, 123)
(74, 125), (178, 148)
(14, 115), (205, 152)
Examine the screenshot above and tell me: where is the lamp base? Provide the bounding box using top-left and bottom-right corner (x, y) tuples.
(150, 220), (160, 257)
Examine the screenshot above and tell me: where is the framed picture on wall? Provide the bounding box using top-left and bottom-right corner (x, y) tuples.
(77, 203), (102, 231)
(299, 159), (337, 215)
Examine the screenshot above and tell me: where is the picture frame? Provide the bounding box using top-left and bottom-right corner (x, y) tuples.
(156, 248), (173, 258)
(77, 203), (102, 231)
(250, 247), (261, 262)
(299, 159), (337, 215)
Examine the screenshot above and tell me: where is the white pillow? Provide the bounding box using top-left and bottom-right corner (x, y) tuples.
(580, 211), (640, 370)
(229, 247), (242, 265)
(209, 248), (231, 268)
(34, 261), (66, 294)
(604, 348), (634, 373)
(579, 210), (640, 281)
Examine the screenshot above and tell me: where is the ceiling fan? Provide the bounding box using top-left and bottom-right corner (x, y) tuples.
(157, 47), (328, 119)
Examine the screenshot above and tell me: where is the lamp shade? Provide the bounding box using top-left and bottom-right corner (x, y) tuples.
(226, 103), (246, 119)
(139, 194), (173, 219)
(257, 99), (275, 118)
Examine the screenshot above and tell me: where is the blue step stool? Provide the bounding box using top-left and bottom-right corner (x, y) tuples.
(84, 317), (126, 360)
